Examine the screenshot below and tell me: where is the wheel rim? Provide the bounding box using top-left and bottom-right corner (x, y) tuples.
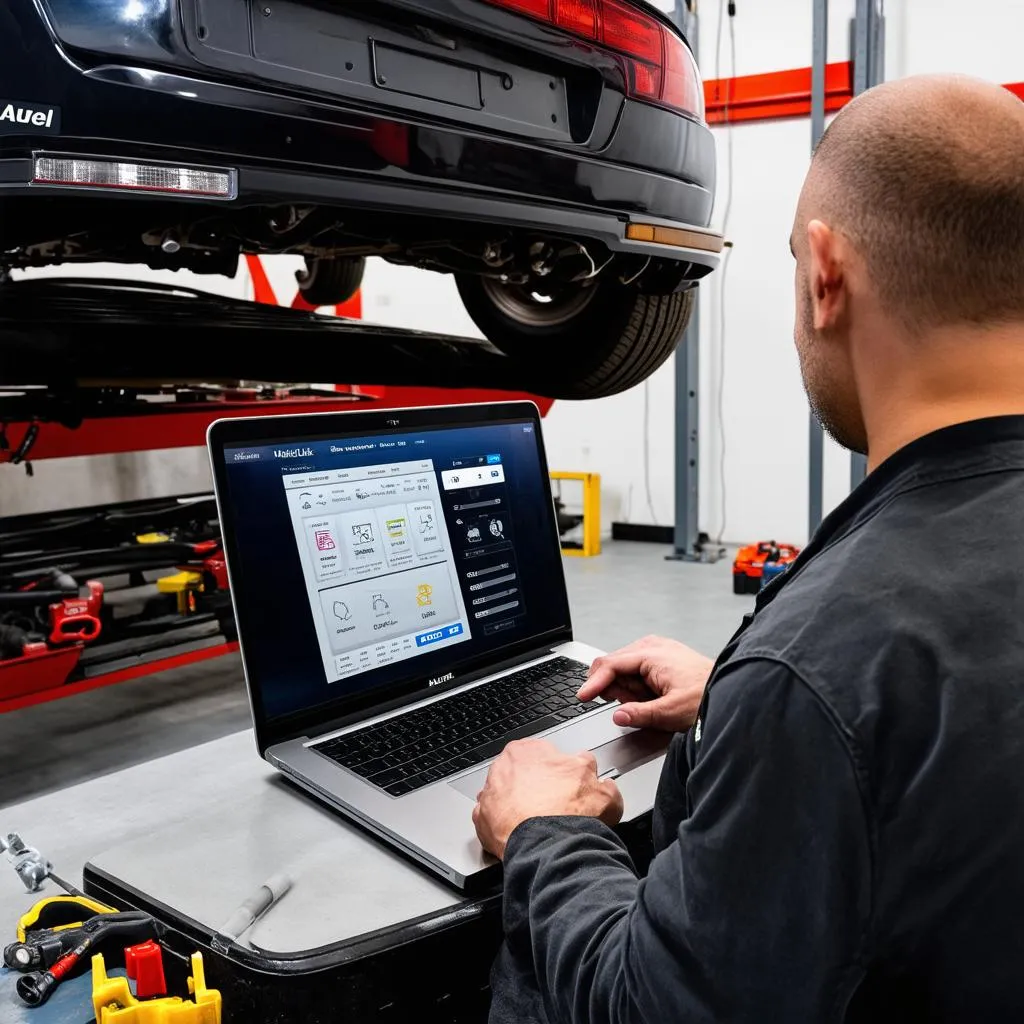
(479, 278), (597, 327)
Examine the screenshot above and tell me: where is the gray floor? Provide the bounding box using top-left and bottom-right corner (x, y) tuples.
(0, 543), (749, 809)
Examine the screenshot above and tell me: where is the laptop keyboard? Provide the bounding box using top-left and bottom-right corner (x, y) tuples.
(311, 657), (602, 796)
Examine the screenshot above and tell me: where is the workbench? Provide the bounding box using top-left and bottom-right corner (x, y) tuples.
(0, 730), (514, 1023)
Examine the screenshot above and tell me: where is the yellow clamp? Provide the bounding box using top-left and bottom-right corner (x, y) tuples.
(92, 951), (221, 1024)
(156, 570), (204, 615)
(17, 895), (115, 943)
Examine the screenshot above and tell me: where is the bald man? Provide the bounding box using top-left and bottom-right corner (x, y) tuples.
(474, 76), (1024, 1022)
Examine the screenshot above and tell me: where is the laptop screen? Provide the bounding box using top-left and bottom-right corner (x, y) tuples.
(217, 410), (570, 726)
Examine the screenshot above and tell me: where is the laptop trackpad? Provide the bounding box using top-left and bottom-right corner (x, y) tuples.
(447, 727), (668, 801)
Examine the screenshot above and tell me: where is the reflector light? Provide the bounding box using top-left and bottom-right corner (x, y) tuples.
(32, 156), (237, 199)
(630, 61), (661, 100)
(626, 222), (725, 252)
(484, 0), (703, 120)
(554, 0), (598, 38)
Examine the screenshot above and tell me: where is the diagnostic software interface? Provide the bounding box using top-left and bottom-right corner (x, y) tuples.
(222, 418), (567, 719)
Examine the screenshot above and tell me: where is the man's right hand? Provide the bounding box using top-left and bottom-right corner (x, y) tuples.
(577, 636), (714, 733)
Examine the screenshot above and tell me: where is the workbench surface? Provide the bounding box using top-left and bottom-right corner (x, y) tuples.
(2, 729), (480, 1021)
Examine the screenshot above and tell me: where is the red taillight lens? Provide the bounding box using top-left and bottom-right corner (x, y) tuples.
(601, 0), (662, 65)
(496, 0), (552, 17)
(483, 0), (703, 120)
(663, 31), (704, 120)
(554, 0), (598, 39)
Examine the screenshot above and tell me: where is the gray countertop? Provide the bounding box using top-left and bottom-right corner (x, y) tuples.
(1, 729), (469, 956)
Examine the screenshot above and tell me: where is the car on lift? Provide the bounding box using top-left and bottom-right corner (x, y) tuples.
(0, 0), (721, 399)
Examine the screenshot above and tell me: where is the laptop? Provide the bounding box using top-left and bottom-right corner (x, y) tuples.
(208, 401), (668, 890)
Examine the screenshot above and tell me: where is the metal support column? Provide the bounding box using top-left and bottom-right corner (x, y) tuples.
(808, 0), (828, 537)
(669, 292), (703, 560)
(669, 0), (717, 562)
(849, 0), (885, 489)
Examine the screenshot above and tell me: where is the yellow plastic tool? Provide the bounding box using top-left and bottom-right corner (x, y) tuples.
(16, 895), (115, 943)
(156, 570), (204, 614)
(136, 533), (171, 544)
(92, 951), (221, 1024)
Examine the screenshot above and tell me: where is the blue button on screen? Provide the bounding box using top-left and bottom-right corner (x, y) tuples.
(416, 622), (463, 647)
(486, 454), (502, 464)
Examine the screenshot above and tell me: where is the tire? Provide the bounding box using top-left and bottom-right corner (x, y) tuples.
(455, 273), (695, 399)
(295, 256), (365, 307)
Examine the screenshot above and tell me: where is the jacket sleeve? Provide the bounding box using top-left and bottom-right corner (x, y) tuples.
(499, 658), (873, 1024)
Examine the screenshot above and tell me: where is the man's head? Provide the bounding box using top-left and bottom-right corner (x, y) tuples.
(791, 75), (1024, 455)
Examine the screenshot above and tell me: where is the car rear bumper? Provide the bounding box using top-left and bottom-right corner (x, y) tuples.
(2, 0), (721, 268)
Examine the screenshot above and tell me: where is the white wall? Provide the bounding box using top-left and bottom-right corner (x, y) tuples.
(7, 0), (1021, 534)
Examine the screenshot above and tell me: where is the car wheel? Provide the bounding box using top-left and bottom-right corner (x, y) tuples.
(295, 256), (365, 307)
(455, 274), (695, 399)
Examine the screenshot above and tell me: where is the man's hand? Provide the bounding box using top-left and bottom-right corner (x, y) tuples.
(473, 739), (623, 860)
(577, 635), (714, 733)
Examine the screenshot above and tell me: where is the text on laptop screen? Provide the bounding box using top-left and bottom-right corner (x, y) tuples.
(221, 418), (568, 721)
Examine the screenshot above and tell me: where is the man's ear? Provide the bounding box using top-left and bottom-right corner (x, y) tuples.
(806, 219), (847, 331)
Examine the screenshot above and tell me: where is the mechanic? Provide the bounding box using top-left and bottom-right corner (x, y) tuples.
(473, 74), (1024, 1022)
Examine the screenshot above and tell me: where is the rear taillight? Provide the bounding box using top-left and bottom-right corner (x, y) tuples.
(485, 0), (704, 120)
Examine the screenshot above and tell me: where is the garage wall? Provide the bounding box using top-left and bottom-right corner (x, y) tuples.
(5, 0), (1021, 537)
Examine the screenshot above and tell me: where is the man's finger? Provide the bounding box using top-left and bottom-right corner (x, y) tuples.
(578, 650), (648, 700)
(579, 679), (642, 709)
(472, 802), (481, 825)
(611, 697), (674, 731)
(577, 749), (598, 771)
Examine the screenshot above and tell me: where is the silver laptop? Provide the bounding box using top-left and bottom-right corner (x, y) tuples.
(208, 401), (667, 891)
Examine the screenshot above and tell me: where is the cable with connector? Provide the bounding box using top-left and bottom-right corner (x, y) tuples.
(713, 0), (736, 546)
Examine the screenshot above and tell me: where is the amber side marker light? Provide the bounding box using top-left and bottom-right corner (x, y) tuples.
(626, 223), (725, 252)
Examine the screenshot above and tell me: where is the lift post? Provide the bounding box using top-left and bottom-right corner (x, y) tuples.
(668, 0), (719, 563)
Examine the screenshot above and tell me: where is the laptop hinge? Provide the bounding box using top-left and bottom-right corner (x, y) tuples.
(302, 640), (570, 740)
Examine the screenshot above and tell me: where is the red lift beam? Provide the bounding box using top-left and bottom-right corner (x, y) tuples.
(10, 388), (555, 460)
(705, 61), (854, 124)
(0, 642), (241, 714)
(704, 62), (1023, 124)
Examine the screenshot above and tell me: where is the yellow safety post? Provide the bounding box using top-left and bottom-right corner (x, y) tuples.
(550, 472), (601, 557)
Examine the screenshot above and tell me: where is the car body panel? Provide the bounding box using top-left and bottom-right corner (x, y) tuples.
(2, 0), (718, 264)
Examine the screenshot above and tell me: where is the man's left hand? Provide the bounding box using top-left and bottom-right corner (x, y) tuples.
(473, 738), (624, 860)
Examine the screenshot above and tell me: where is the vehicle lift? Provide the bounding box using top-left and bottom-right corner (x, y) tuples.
(0, 274), (552, 712)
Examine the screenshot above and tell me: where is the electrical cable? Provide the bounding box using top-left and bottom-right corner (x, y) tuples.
(643, 378), (659, 524)
(712, 0), (737, 545)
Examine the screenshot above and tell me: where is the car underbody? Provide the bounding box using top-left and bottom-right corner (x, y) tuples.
(0, 195), (695, 295)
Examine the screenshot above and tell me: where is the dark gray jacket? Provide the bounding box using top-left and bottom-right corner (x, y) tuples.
(491, 416), (1024, 1023)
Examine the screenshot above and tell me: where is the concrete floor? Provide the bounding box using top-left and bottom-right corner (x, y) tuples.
(0, 543), (750, 809)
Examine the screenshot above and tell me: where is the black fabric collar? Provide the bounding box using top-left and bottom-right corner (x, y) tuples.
(755, 415), (1024, 611)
